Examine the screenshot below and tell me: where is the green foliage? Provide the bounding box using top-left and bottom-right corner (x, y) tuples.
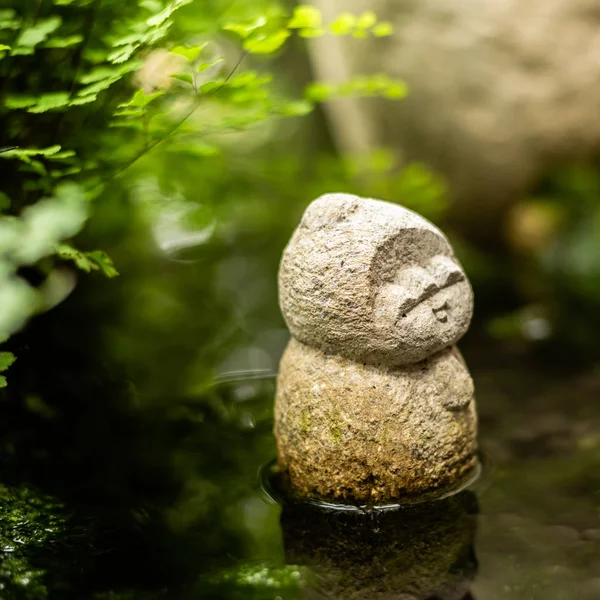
(0, 183), (89, 343)
(101, 4), (406, 176)
(55, 244), (119, 277)
(287, 5), (393, 38)
(224, 4), (393, 50)
(0, 350), (16, 388)
(306, 73), (408, 102)
(0, 0), (197, 376)
(12, 17), (63, 55)
(0, 0), (407, 385)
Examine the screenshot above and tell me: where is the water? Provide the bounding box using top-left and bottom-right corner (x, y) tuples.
(1, 352), (599, 599)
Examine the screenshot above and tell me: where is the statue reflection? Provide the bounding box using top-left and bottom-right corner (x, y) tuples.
(281, 491), (478, 600)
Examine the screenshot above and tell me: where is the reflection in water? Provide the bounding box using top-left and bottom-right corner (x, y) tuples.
(281, 491), (479, 600)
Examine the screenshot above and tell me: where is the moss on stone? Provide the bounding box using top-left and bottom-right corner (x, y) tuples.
(299, 409), (312, 435)
(329, 423), (343, 445)
(0, 485), (67, 600)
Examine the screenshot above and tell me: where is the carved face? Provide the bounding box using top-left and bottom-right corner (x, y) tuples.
(371, 229), (473, 364)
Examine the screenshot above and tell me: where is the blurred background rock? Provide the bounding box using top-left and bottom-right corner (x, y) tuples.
(304, 0), (600, 363)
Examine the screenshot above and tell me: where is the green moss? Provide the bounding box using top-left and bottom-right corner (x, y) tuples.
(322, 405), (345, 445)
(206, 562), (308, 600)
(299, 409), (312, 435)
(0, 485), (67, 600)
(329, 423), (343, 445)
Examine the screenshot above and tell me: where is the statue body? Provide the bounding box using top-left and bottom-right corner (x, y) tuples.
(275, 194), (477, 504)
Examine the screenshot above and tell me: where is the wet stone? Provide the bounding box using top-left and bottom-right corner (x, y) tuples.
(582, 529), (600, 542)
(275, 194), (478, 504)
(546, 525), (581, 545)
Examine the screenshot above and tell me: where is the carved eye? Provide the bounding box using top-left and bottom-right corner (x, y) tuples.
(428, 256), (465, 288)
(392, 267), (438, 313)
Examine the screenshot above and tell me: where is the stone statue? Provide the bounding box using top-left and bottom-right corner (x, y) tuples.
(275, 193), (477, 504)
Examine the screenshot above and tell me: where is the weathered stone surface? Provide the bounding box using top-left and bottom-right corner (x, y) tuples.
(275, 339), (477, 504)
(279, 193), (473, 366)
(307, 0), (600, 234)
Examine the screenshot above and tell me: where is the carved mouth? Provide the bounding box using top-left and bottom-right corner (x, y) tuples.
(432, 301), (449, 323)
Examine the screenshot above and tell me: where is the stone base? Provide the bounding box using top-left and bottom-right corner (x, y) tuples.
(274, 339), (478, 504)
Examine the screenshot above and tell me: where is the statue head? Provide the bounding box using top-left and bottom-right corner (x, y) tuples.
(279, 194), (473, 365)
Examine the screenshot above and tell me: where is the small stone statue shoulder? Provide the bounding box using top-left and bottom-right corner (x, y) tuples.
(275, 193), (477, 504)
